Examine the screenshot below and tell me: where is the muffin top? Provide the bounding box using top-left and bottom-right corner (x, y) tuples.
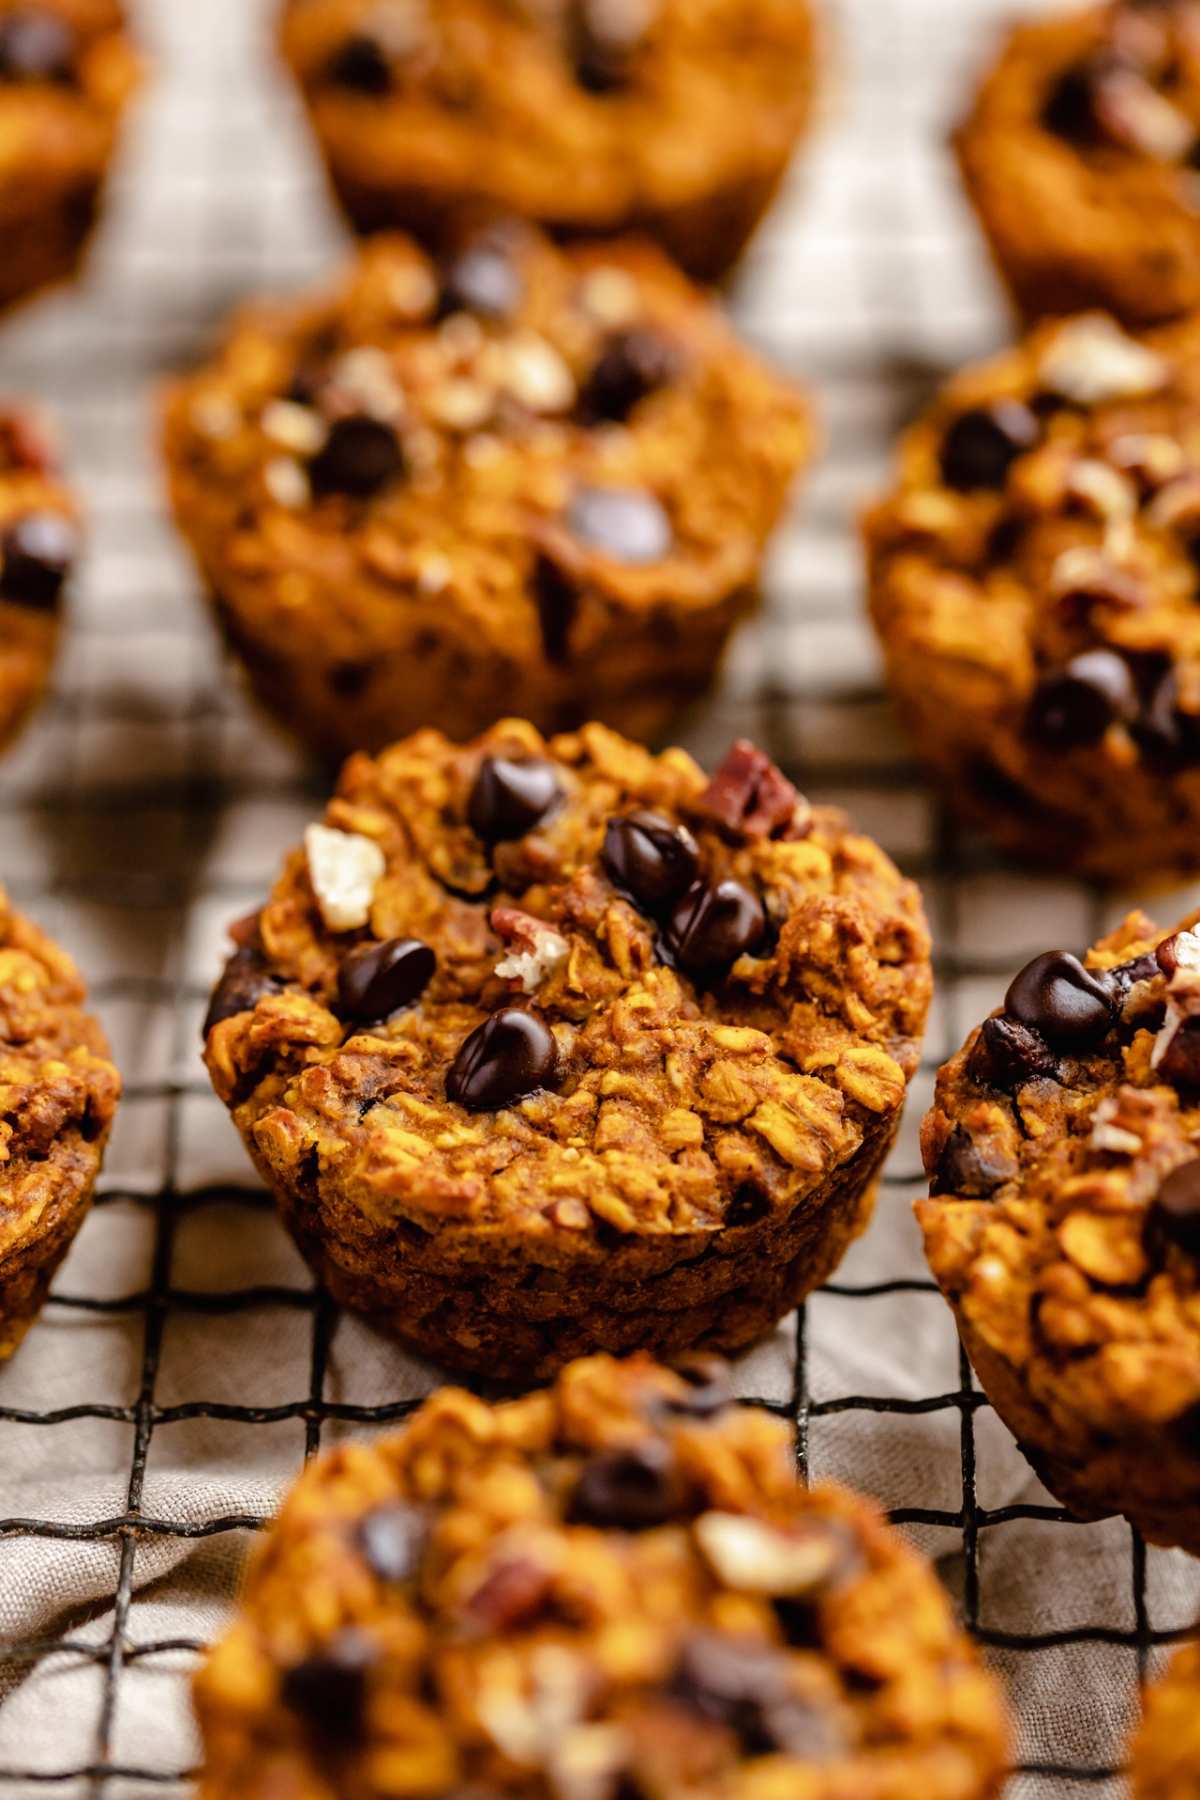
(278, 0), (817, 227)
(0, 1), (139, 199)
(162, 224), (811, 667)
(921, 907), (1200, 1447)
(194, 1352), (1010, 1800)
(204, 722), (930, 1247)
(0, 884), (120, 1264)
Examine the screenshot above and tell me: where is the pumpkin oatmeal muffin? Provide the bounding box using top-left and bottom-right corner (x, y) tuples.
(955, 0), (1200, 329)
(0, 1), (140, 315)
(203, 723), (931, 1381)
(276, 0), (820, 283)
(863, 308), (1200, 882)
(0, 404), (81, 750)
(162, 224), (811, 762)
(1131, 1637), (1200, 1798)
(0, 886), (120, 1360)
(920, 906), (1200, 1552)
(194, 1352), (1011, 1800)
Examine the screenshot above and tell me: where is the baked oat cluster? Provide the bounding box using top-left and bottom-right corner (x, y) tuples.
(956, 0), (1200, 327)
(162, 223), (811, 761)
(0, 885), (120, 1359)
(1131, 1637), (1200, 1798)
(0, 0), (139, 313)
(194, 1352), (1011, 1800)
(864, 308), (1200, 880)
(921, 906), (1200, 1552)
(0, 403), (80, 749)
(277, 0), (820, 282)
(203, 721), (931, 1380)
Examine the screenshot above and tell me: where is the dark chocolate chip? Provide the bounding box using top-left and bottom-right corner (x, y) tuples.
(1149, 1159), (1200, 1257)
(660, 1354), (734, 1419)
(569, 1440), (682, 1530)
(468, 754), (563, 843)
(309, 414), (405, 500)
(967, 1014), (1059, 1089)
(579, 327), (682, 423)
(1042, 53), (1121, 142)
(1026, 650), (1137, 748)
(337, 938), (435, 1023)
(357, 1503), (428, 1583)
(667, 1633), (844, 1760)
(1134, 665), (1200, 767)
(1103, 951), (1161, 998)
(0, 512), (78, 610)
(325, 31), (392, 93)
(0, 10), (75, 82)
(664, 879), (766, 978)
(202, 945), (281, 1038)
(939, 400), (1040, 491)
(279, 1628), (375, 1744)
(567, 485), (672, 563)
(1156, 1017), (1200, 1091)
(929, 1124), (1015, 1198)
(439, 238), (524, 322)
(602, 810), (699, 915)
(1004, 950), (1116, 1051)
(446, 1006), (559, 1111)
(533, 554), (577, 665)
(569, 0), (646, 92)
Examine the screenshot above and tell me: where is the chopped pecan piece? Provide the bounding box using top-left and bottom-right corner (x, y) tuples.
(692, 741), (810, 842)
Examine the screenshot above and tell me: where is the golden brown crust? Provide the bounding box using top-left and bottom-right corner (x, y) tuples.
(956, 1), (1200, 328)
(162, 227), (812, 761)
(863, 308), (1200, 882)
(920, 907), (1200, 1551)
(1131, 1638), (1200, 1799)
(203, 721), (931, 1379)
(194, 1352), (1011, 1800)
(0, 0), (140, 312)
(277, 0), (819, 282)
(0, 885), (121, 1358)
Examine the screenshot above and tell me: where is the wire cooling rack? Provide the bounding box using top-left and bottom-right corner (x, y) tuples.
(1, 0), (1198, 1794)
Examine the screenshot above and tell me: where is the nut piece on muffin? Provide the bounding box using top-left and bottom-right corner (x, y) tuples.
(277, 0), (820, 283)
(162, 223), (812, 762)
(1131, 1637), (1200, 1798)
(0, 1), (140, 314)
(0, 404), (81, 750)
(202, 722), (931, 1381)
(0, 885), (120, 1359)
(956, 0), (1200, 328)
(193, 1352), (1011, 1800)
(863, 307), (1200, 882)
(921, 907), (1200, 1553)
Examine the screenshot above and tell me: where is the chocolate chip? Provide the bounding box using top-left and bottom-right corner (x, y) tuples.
(532, 555), (577, 665)
(667, 1633), (845, 1760)
(694, 741), (806, 842)
(1005, 951), (1116, 1051)
(309, 414), (405, 500)
(602, 810), (699, 915)
(567, 485), (672, 563)
(0, 10), (75, 82)
(202, 945), (282, 1038)
(665, 879), (766, 978)
(967, 1015), (1059, 1089)
(325, 32), (392, 93)
(1027, 651), (1137, 748)
(569, 0), (647, 92)
(1103, 951), (1161, 997)
(446, 1006), (559, 1111)
(660, 1354), (734, 1420)
(1149, 1159), (1200, 1256)
(357, 1504), (428, 1583)
(1042, 54), (1121, 142)
(569, 1440), (683, 1529)
(337, 938), (435, 1022)
(468, 755), (563, 843)
(929, 1125), (1015, 1198)
(279, 1628), (375, 1744)
(939, 401), (1040, 491)
(0, 512), (78, 610)
(1157, 1017), (1200, 1090)
(579, 327), (681, 423)
(1134, 665), (1200, 767)
(439, 237), (524, 322)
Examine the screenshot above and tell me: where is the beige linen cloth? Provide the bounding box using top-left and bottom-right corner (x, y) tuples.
(0, 0), (1197, 1793)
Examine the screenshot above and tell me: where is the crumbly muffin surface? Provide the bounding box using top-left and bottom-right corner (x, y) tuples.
(194, 1353), (1010, 1800)
(865, 309), (1200, 879)
(1131, 1638), (1200, 1799)
(0, 883), (121, 1357)
(204, 723), (929, 1374)
(163, 226), (811, 757)
(921, 907), (1200, 1549)
(278, 0), (818, 277)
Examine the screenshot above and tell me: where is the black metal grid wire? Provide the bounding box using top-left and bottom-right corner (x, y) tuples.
(0, 0), (1193, 1792)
